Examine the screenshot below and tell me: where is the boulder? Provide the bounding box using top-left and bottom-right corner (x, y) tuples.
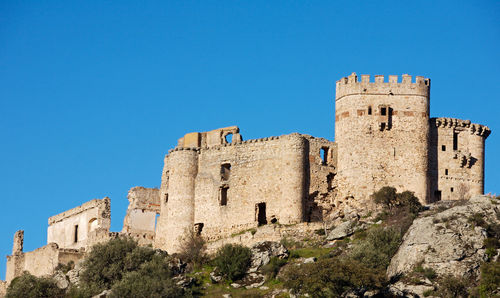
(53, 271), (70, 289)
(326, 220), (356, 240)
(388, 195), (499, 280)
(66, 260), (84, 285)
(248, 241), (289, 273)
(92, 289), (111, 298)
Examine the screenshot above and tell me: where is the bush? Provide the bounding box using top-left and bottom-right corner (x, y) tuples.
(349, 227), (402, 269)
(261, 257), (288, 279)
(281, 257), (385, 297)
(79, 237), (157, 295)
(110, 254), (183, 298)
(6, 272), (65, 298)
(55, 260), (75, 274)
(213, 244), (252, 281)
(478, 259), (500, 297)
(178, 230), (207, 269)
(372, 186), (423, 215)
(435, 275), (469, 298)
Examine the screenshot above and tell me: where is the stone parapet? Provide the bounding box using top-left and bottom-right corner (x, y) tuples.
(433, 117), (491, 138)
(336, 73), (430, 100)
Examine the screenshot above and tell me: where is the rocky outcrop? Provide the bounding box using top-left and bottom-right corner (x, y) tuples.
(388, 195), (499, 281)
(248, 241), (289, 273)
(326, 220), (356, 240)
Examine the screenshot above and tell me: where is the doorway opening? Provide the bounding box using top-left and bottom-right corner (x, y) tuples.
(256, 203), (267, 226)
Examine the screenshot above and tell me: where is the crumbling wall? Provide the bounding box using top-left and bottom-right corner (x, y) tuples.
(429, 118), (490, 202)
(155, 131), (309, 253)
(47, 198), (111, 249)
(305, 136), (338, 222)
(122, 187), (160, 246)
(0, 280), (6, 297)
(5, 239), (83, 283)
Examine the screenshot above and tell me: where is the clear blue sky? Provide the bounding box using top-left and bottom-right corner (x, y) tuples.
(1, 1), (498, 279)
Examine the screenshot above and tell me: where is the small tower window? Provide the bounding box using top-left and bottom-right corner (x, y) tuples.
(381, 107), (387, 116)
(453, 132), (458, 150)
(220, 186), (228, 206)
(74, 225), (79, 243)
(451, 187), (454, 192)
(442, 145), (446, 151)
(164, 193), (168, 203)
(445, 169), (448, 175)
(368, 106), (372, 115)
(194, 223), (204, 236)
(256, 203), (267, 226)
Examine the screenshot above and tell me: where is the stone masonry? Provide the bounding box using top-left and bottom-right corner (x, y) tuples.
(2, 73), (491, 284)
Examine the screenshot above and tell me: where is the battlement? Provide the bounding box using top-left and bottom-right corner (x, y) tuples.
(336, 73), (430, 100)
(433, 117), (491, 138)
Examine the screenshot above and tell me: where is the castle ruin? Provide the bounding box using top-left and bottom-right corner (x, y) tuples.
(2, 73), (491, 285)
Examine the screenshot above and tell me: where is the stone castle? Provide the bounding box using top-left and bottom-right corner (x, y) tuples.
(2, 73), (491, 286)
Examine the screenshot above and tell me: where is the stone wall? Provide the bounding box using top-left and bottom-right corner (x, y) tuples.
(47, 198), (111, 249)
(335, 73), (430, 205)
(429, 118), (491, 202)
(5, 241), (83, 283)
(154, 128), (338, 253)
(122, 187), (160, 245)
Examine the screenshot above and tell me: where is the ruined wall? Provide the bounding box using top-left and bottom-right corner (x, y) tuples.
(335, 73), (430, 205)
(5, 234), (83, 283)
(122, 187), (160, 245)
(304, 136), (337, 221)
(154, 129), (315, 253)
(47, 198), (111, 249)
(429, 118), (490, 202)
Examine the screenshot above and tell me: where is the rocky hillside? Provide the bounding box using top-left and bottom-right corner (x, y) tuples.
(3, 193), (499, 298)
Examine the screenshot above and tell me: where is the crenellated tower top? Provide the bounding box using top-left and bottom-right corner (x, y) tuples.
(335, 73), (430, 100)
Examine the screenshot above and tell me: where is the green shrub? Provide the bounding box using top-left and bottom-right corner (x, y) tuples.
(79, 237), (157, 295)
(261, 257), (288, 279)
(281, 257), (385, 297)
(6, 272), (65, 298)
(413, 263), (437, 280)
(178, 230), (207, 269)
(213, 244), (252, 281)
(349, 227), (402, 269)
(478, 259), (500, 297)
(55, 260), (75, 274)
(435, 275), (469, 298)
(110, 254), (183, 298)
(468, 213), (487, 228)
(372, 187), (423, 215)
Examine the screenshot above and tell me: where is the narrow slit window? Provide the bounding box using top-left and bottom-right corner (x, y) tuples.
(442, 145), (446, 151)
(164, 193), (168, 203)
(220, 186), (228, 206)
(74, 225), (79, 243)
(445, 169), (448, 175)
(451, 187), (454, 193)
(368, 106), (372, 115)
(453, 132), (458, 150)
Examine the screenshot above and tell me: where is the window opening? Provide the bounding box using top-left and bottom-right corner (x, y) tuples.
(74, 225), (79, 243)
(256, 203), (267, 226)
(225, 133), (233, 143)
(220, 186), (228, 206)
(451, 187), (454, 193)
(194, 223), (204, 236)
(320, 147), (329, 165)
(221, 163), (231, 181)
(327, 173), (335, 190)
(445, 169), (448, 175)
(381, 107), (387, 116)
(88, 218), (98, 233)
(380, 123), (386, 131)
(164, 193), (168, 203)
(154, 213), (160, 230)
(453, 132), (458, 150)
(442, 145), (446, 151)
(368, 106), (372, 115)
(434, 190), (442, 201)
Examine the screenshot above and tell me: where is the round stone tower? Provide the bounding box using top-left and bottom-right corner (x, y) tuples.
(154, 147), (198, 253)
(335, 73), (431, 205)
